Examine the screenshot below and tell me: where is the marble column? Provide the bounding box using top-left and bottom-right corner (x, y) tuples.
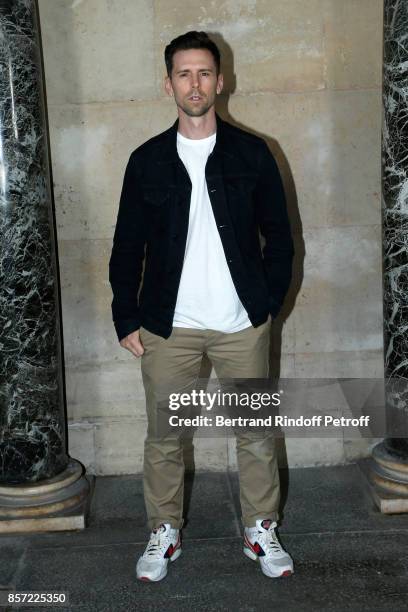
(0, 0), (90, 532)
(364, 0), (408, 513)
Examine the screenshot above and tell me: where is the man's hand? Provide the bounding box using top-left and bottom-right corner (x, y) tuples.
(119, 329), (145, 358)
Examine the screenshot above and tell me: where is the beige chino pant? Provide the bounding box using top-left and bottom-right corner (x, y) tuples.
(139, 315), (280, 529)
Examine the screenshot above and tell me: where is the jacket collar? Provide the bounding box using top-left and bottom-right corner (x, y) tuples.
(157, 111), (234, 164)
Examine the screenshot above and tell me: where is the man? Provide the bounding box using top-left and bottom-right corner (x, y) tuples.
(109, 31), (295, 582)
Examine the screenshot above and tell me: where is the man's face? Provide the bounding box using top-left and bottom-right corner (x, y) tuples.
(165, 48), (223, 117)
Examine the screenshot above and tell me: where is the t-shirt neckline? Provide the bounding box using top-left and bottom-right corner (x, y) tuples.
(177, 131), (216, 145)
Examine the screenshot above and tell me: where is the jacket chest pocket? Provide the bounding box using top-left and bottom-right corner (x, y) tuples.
(224, 174), (257, 200)
(143, 188), (173, 239)
(143, 188), (170, 208)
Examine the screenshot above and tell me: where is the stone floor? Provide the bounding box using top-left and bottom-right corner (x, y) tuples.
(1, 463), (408, 611)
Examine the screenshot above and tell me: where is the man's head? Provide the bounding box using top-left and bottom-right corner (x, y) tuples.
(164, 31), (223, 118)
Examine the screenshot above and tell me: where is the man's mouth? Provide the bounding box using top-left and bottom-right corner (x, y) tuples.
(189, 95), (202, 101)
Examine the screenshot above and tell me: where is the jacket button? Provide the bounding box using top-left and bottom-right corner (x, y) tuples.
(209, 188), (217, 193)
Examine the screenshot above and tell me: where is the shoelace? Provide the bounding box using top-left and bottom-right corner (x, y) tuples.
(143, 526), (170, 559)
(258, 527), (284, 557)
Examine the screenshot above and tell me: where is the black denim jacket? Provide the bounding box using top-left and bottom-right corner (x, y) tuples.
(109, 112), (294, 341)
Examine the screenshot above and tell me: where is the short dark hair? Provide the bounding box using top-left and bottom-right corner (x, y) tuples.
(164, 31), (221, 77)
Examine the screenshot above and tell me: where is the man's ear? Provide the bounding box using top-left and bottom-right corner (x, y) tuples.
(216, 73), (224, 95)
(164, 76), (173, 97)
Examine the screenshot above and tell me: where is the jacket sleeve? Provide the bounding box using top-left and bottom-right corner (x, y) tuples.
(109, 151), (147, 342)
(253, 141), (294, 318)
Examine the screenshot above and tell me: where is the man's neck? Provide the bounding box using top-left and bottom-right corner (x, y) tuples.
(177, 109), (217, 140)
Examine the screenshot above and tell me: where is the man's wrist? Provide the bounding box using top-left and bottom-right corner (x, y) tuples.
(114, 318), (141, 343)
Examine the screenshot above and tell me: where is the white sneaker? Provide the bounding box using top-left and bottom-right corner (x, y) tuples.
(243, 519), (294, 578)
(136, 523), (181, 582)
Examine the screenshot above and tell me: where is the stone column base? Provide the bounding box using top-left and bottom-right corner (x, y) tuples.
(359, 442), (408, 514)
(0, 459), (93, 534)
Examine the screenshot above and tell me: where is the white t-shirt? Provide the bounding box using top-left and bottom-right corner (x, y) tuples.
(172, 130), (252, 333)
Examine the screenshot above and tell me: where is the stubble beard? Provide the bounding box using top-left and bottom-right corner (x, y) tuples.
(176, 94), (215, 118)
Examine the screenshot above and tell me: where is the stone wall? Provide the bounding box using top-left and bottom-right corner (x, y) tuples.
(37, 0), (384, 474)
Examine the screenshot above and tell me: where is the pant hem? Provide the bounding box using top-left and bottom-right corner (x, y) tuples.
(242, 513), (279, 528)
(148, 518), (184, 530)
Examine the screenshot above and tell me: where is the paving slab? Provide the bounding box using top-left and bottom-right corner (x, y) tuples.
(0, 542), (26, 589)
(14, 531), (408, 612)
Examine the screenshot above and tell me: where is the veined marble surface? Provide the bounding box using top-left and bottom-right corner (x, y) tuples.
(0, 0), (68, 482)
(382, 0), (408, 444)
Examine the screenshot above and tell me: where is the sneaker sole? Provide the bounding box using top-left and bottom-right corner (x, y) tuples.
(137, 547), (182, 582)
(243, 546), (294, 578)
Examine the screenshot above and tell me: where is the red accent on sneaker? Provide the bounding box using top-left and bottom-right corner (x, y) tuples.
(244, 535), (263, 556)
(165, 535), (181, 558)
(281, 570), (293, 577)
(253, 543), (262, 554)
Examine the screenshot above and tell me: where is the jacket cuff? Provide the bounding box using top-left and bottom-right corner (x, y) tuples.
(114, 317), (141, 342)
(268, 296), (282, 319)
